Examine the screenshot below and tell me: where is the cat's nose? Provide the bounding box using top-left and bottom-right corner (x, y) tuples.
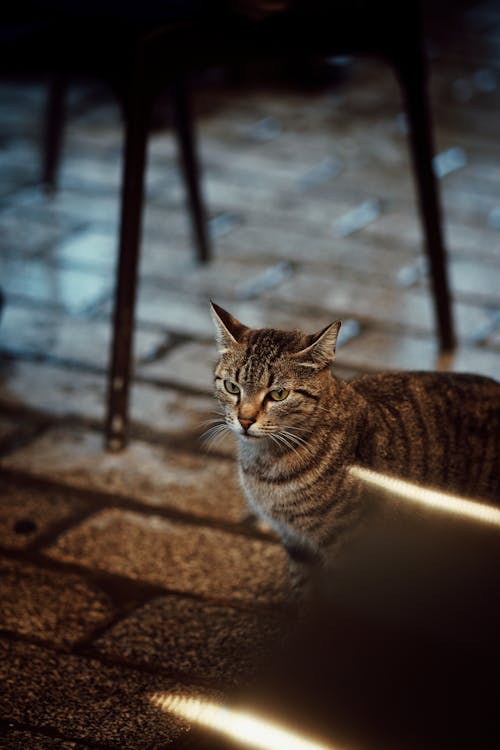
(238, 417), (255, 431)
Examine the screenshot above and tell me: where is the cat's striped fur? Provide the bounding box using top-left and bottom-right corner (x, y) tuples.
(210, 303), (500, 592)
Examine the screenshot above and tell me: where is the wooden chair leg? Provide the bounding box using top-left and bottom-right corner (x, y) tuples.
(394, 39), (455, 354)
(172, 76), (211, 264)
(42, 75), (66, 192)
(105, 86), (152, 451)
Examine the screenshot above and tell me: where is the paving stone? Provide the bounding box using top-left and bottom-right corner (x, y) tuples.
(52, 228), (118, 271)
(1, 427), (245, 523)
(0, 360), (106, 421)
(0, 360), (216, 443)
(0, 258), (112, 315)
(96, 594), (286, 688)
(141, 255), (288, 300)
(0, 211), (72, 258)
(0, 476), (89, 551)
(0, 306), (164, 367)
(443, 346), (500, 381)
(60, 144), (174, 205)
(140, 233), (200, 279)
(450, 258), (500, 303)
(269, 269), (435, 332)
(5, 185), (120, 232)
(0, 639), (190, 749)
(266, 269), (497, 342)
(214, 219), (347, 265)
(47, 508), (289, 603)
(134, 288), (296, 338)
(486, 324), (500, 348)
(135, 290), (216, 338)
(205, 173), (354, 231)
(365, 208), (500, 264)
(339, 330), (438, 372)
(339, 329), (500, 380)
(138, 341), (216, 392)
(0, 727), (94, 749)
(0, 558), (115, 647)
(58, 153), (122, 195)
(0, 307), (59, 357)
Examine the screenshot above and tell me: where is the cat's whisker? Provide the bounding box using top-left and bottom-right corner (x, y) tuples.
(200, 422), (225, 436)
(283, 437), (310, 455)
(282, 427), (312, 443)
(281, 428), (311, 444)
(263, 428), (297, 454)
(267, 433), (284, 451)
(273, 431), (302, 456)
(280, 430), (304, 444)
(280, 430), (314, 457)
(200, 423), (231, 450)
(200, 431), (222, 448)
(274, 436), (294, 453)
(199, 417), (226, 427)
(202, 434), (229, 453)
(198, 408), (226, 427)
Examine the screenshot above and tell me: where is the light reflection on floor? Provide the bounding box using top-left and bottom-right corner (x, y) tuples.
(349, 465), (500, 528)
(150, 693), (340, 750)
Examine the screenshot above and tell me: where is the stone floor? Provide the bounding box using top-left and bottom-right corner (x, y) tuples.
(1, 2), (500, 748)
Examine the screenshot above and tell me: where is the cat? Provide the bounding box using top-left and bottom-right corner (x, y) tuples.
(209, 302), (500, 595)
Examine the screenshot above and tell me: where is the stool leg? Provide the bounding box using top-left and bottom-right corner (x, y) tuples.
(172, 77), (211, 264)
(395, 47), (455, 353)
(105, 90), (152, 451)
(42, 75), (66, 193)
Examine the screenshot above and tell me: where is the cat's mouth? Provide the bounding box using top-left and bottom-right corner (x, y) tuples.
(240, 431), (260, 439)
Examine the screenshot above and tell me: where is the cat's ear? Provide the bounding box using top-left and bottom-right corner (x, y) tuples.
(210, 301), (248, 352)
(293, 321), (341, 368)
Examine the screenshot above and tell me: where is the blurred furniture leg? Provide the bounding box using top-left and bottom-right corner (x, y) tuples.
(105, 72), (211, 450)
(42, 75), (66, 192)
(393, 12), (455, 353)
(106, 69), (153, 451)
(38, 66), (210, 448)
(173, 76), (211, 263)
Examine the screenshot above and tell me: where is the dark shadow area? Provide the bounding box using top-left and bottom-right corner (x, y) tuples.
(205, 492), (500, 750)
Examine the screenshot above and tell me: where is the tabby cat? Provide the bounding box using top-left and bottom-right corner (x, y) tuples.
(210, 302), (500, 594)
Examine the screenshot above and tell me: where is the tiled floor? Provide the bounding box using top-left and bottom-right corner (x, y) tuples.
(1, 2), (500, 748)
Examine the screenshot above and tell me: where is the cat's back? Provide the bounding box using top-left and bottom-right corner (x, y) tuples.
(350, 370), (500, 501)
(351, 370), (499, 403)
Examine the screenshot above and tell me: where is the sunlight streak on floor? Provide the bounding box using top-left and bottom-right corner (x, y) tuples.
(150, 693), (341, 750)
(349, 465), (500, 527)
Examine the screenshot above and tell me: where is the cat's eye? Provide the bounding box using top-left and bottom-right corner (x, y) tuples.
(224, 380), (240, 395)
(269, 387), (290, 402)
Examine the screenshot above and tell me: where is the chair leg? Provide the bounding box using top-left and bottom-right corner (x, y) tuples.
(105, 89), (152, 451)
(42, 75), (66, 192)
(395, 48), (455, 354)
(172, 77), (211, 264)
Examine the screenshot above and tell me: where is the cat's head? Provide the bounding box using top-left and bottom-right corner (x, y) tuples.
(210, 302), (341, 443)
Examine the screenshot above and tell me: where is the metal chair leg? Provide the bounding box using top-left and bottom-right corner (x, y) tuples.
(394, 32), (455, 353)
(105, 85), (152, 451)
(172, 76), (211, 264)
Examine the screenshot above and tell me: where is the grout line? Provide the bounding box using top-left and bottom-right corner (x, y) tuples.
(0, 467), (277, 542)
(0, 420), (51, 461)
(0, 719), (112, 750)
